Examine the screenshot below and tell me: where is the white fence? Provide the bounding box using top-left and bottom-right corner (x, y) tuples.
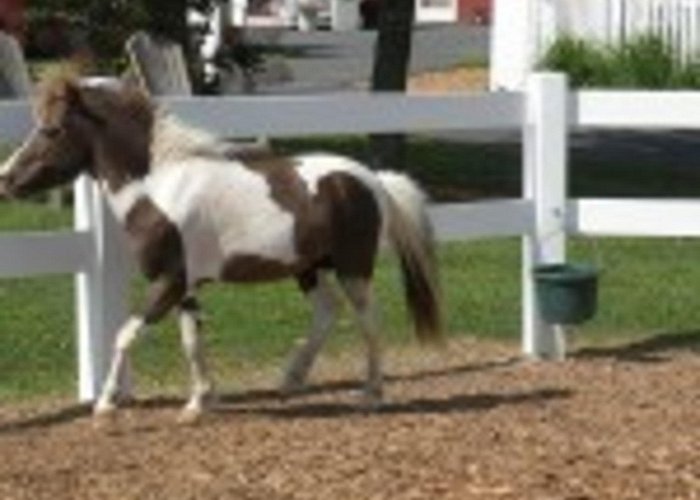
(555, 0), (700, 61)
(491, 0), (700, 89)
(3, 72), (700, 401)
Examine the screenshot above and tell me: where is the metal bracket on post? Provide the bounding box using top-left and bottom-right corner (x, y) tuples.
(522, 72), (569, 360)
(74, 176), (130, 401)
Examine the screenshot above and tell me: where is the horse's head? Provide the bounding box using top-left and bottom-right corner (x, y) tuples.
(0, 72), (154, 198)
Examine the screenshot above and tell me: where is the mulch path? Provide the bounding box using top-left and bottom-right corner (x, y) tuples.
(0, 336), (698, 499)
(408, 67), (488, 93)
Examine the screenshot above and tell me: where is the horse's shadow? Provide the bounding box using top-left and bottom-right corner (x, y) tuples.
(573, 329), (700, 363)
(0, 403), (92, 434)
(0, 355), (535, 433)
(237, 388), (572, 420)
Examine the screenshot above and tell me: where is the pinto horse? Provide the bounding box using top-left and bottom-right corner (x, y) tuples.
(0, 74), (442, 421)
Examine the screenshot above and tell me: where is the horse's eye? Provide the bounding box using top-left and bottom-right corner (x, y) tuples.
(40, 127), (61, 139)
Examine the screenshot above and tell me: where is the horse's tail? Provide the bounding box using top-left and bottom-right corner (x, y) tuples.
(377, 171), (443, 343)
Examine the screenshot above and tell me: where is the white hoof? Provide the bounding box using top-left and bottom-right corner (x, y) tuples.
(93, 399), (117, 417)
(177, 406), (203, 426)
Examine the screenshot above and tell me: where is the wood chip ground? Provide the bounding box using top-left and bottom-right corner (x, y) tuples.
(0, 336), (698, 499)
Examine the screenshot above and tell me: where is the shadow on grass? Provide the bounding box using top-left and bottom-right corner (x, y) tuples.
(573, 330), (700, 363)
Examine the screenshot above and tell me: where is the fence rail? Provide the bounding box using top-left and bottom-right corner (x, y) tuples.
(2, 73), (700, 400)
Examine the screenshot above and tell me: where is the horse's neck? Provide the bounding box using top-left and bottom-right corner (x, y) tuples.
(150, 113), (224, 168)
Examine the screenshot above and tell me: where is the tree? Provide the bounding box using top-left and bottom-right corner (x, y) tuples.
(369, 0), (415, 170)
(26, 0), (222, 89)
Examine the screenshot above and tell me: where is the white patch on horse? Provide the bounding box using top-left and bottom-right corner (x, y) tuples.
(144, 158), (298, 284)
(103, 180), (146, 222)
(295, 153), (386, 197)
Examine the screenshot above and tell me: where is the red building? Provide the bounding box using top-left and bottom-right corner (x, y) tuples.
(0, 0), (25, 38)
(459, 0), (491, 24)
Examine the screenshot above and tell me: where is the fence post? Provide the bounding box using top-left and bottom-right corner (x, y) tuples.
(489, 0), (538, 90)
(74, 176), (130, 401)
(522, 72), (568, 360)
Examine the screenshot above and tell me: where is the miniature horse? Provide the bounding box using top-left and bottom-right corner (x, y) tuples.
(0, 74), (442, 422)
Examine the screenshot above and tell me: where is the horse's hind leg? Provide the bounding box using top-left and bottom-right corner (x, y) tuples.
(338, 277), (383, 409)
(282, 271), (339, 395)
(178, 296), (213, 423)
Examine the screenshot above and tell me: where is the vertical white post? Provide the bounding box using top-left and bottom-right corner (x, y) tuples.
(539, 0), (559, 49)
(284, 0), (300, 27)
(231, 0), (247, 26)
(522, 72), (568, 360)
(331, 0), (359, 31)
(74, 176), (130, 401)
(490, 0), (539, 90)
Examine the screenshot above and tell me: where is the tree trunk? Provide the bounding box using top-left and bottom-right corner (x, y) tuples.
(369, 0), (415, 170)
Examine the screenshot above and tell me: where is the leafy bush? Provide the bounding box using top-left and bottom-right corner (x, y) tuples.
(540, 36), (614, 87)
(541, 34), (700, 89)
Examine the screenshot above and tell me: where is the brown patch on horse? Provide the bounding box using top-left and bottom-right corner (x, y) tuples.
(221, 254), (299, 283)
(219, 166), (380, 285)
(315, 172), (381, 280)
(35, 72), (155, 192)
(124, 196), (185, 282)
(81, 87), (154, 191)
(243, 156), (330, 262)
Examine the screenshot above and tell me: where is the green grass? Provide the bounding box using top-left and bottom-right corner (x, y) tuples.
(2, 135), (700, 401)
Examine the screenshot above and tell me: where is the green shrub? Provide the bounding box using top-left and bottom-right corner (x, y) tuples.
(541, 33), (700, 89)
(540, 35), (613, 87)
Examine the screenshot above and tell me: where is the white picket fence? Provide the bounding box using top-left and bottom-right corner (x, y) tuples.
(2, 72), (700, 401)
(492, 0), (700, 89)
(556, 0), (700, 61)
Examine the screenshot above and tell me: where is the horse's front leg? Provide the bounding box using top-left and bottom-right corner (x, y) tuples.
(93, 274), (186, 418)
(177, 296), (213, 424)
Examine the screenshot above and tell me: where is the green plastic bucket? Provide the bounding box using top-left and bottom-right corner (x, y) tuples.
(534, 263), (599, 325)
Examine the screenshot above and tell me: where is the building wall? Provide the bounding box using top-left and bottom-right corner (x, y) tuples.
(0, 0), (25, 39)
(459, 0), (491, 24)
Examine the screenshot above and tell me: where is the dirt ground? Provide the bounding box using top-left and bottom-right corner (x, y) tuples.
(408, 67), (488, 93)
(0, 336), (698, 500)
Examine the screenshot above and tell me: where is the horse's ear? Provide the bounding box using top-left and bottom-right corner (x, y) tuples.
(63, 79), (83, 107)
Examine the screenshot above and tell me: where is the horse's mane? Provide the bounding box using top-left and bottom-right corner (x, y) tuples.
(150, 113), (230, 167)
(34, 66), (80, 122)
(35, 66), (155, 128)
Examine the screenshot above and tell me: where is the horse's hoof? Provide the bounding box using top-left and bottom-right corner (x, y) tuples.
(92, 403), (118, 430)
(93, 400), (116, 417)
(177, 407), (203, 426)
